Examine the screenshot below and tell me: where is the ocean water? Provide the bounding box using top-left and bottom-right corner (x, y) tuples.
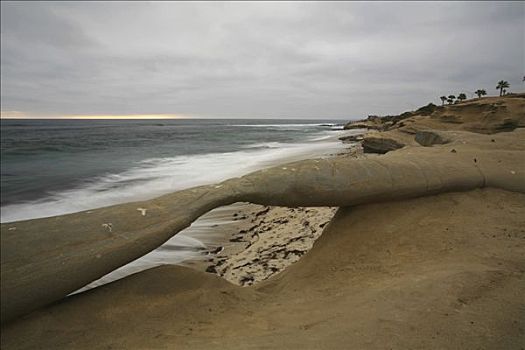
(1, 119), (347, 222)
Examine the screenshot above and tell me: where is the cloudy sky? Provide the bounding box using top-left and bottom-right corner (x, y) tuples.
(1, 1), (523, 119)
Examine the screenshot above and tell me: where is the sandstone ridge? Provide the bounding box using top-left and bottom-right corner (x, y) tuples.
(1, 124), (524, 323)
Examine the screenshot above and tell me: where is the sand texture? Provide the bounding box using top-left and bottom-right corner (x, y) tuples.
(194, 205), (336, 286)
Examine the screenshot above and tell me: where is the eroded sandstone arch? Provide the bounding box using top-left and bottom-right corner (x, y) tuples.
(1, 130), (524, 323)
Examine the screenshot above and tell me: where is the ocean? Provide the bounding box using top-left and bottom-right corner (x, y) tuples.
(1, 118), (349, 222)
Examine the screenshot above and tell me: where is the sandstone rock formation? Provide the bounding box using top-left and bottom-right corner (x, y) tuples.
(1, 128), (524, 324)
(361, 135), (405, 154)
(344, 94), (525, 135)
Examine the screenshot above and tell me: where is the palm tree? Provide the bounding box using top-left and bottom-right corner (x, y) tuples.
(475, 89), (487, 98)
(440, 96), (447, 106)
(457, 93), (467, 102)
(496, 80), (509, 96)
(447, 95), (455, 105)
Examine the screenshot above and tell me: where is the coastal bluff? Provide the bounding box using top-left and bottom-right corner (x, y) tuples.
(1, 95), (525, 349)
(345, 94), (525, 154)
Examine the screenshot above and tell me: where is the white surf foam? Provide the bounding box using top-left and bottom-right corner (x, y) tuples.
(1, 134), (345, 223)
(241, 141), (283, 149)
(230, 123), (325, 127)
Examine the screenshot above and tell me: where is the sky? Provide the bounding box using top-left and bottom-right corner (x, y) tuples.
(1, 1), (524, 119)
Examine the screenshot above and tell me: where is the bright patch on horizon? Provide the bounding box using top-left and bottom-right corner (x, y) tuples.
(0, 111), (28, 119)
(0, 112), (190, 119)
(65, 114), (188, 120)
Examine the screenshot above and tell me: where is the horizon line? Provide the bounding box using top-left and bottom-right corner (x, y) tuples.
(0, 114), (356, 120)
(0, 113), (190, 120)
(0, 117), (356, 121)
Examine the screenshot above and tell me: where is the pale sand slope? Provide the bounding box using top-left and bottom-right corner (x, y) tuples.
(2, 188), (524, 349)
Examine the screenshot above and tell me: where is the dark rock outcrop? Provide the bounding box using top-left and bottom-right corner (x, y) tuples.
(415, 131), (450, 147)
(343, 122), (382, 130)
(344, 103), (440, 132)
(494, 119), (520, 132)
(413, 103), (439, 116)
(338, 135), (364, 143)
(362, 136), (405, 154)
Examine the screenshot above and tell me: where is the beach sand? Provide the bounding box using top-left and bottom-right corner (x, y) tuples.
(185, 204), (337, 286)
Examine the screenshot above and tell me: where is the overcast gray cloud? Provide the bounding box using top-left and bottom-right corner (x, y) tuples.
(1, 1), (524, 119)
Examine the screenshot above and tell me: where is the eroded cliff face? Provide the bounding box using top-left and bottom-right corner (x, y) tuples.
(2, 126), (525, 324)
(344, 94), (525, 135)
(344, 94), (525, 155)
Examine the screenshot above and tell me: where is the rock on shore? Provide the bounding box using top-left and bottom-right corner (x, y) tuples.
(345, 94), (525, 154)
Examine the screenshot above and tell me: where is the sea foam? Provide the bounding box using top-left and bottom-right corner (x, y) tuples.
(1, 133), (344, 223)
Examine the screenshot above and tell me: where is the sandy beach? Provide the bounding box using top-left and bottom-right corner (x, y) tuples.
(1, 94), (524, 349)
